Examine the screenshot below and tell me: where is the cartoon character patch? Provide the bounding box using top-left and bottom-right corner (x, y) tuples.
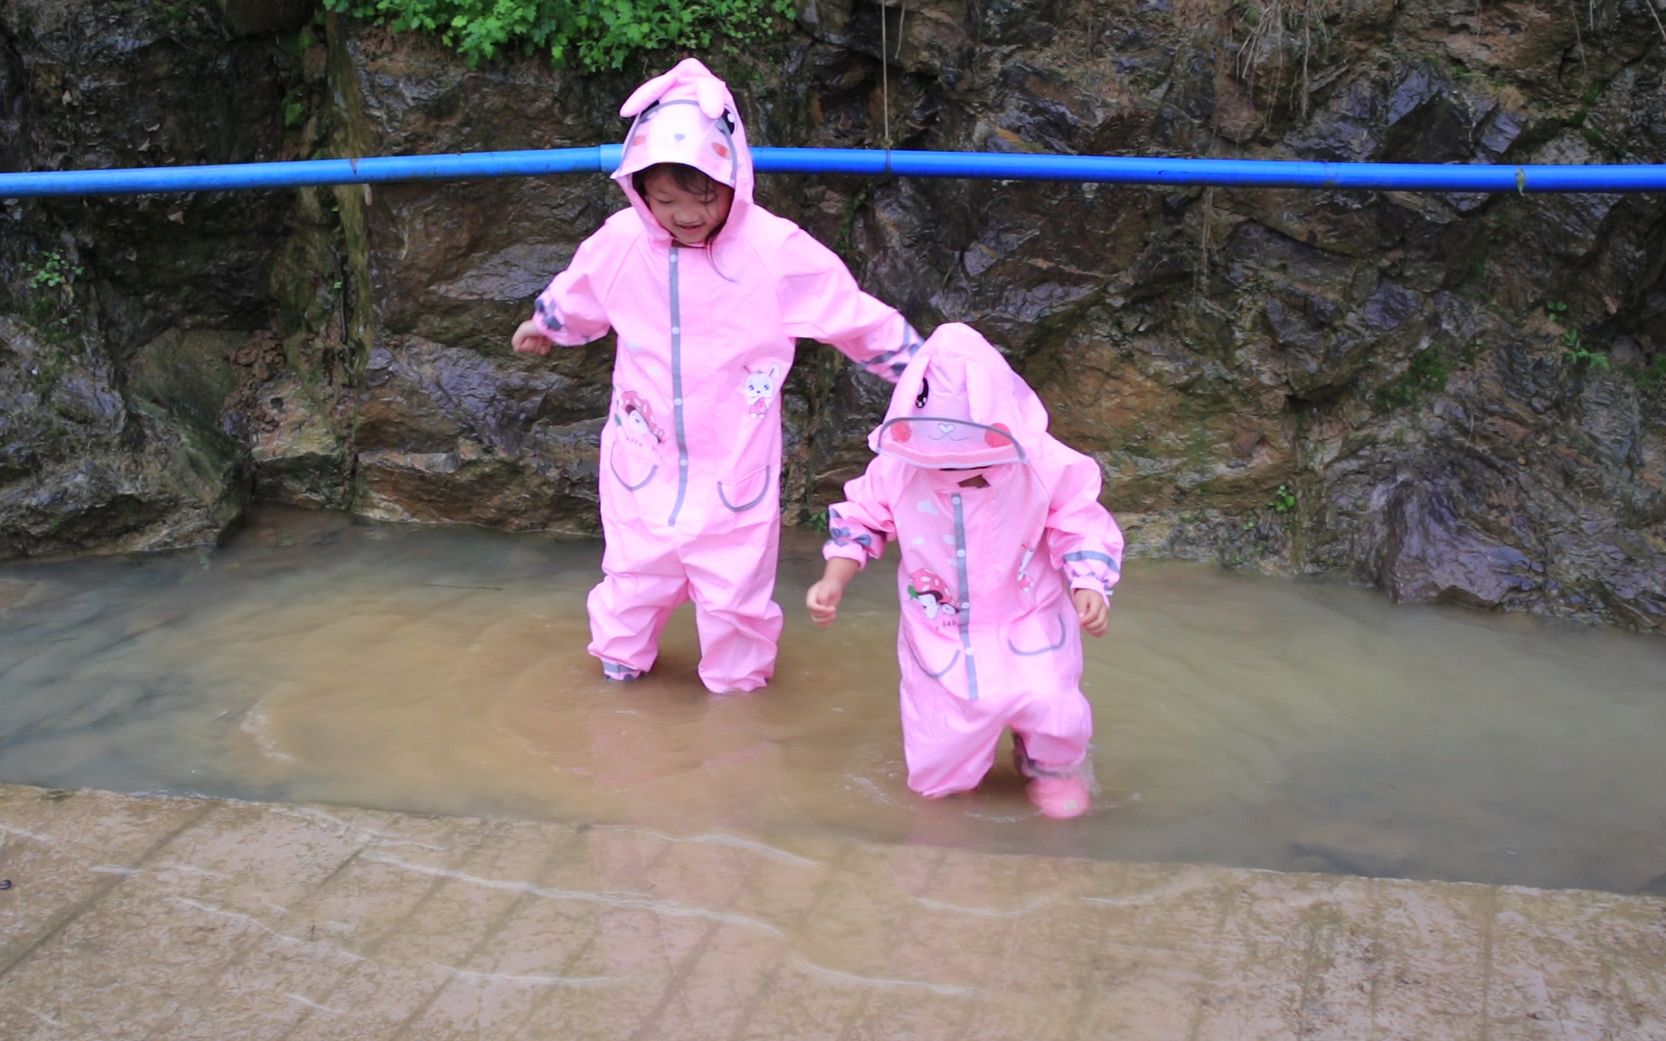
(614, 389), (666, 446)
(907, 568), (961, 626)
(742, 363), (780, 418)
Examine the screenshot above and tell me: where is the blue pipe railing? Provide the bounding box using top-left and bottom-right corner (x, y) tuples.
(2, 145), (1664, 197)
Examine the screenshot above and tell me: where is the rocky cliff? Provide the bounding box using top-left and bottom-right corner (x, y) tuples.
(2, 0), (1663, 631)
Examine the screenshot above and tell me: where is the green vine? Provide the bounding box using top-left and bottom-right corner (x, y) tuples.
(319, 0), (797, 72)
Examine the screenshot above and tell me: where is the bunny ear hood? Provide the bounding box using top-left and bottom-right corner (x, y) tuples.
(870, 323), (1051, 469)
(613, 58), (755, 238)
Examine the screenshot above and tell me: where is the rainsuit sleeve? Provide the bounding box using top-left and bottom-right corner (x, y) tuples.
(1044, 450), (1124, 597)
(529, 231), (616, 347)
(822, 468), (894, 568)
(775, 227), (921, 384)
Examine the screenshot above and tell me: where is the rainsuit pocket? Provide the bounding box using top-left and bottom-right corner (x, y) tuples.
(717, 465), (772, 513)
(1005, 612), (1069, 656)
(903, 633), (962, 679)
(608, 440), (659, 492)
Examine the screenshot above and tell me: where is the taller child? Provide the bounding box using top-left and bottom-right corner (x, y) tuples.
(513, 59), (921, 694)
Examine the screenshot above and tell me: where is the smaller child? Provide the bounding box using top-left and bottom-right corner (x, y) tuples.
(806, 323), (1123, 818)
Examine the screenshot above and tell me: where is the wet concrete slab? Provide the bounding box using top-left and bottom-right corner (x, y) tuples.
(1, 783), (1662, 1040)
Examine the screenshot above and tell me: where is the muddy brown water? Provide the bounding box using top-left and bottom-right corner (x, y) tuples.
(1, 507), (1662, 894)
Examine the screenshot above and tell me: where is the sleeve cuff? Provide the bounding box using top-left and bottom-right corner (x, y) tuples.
(822, 543), (868, 566)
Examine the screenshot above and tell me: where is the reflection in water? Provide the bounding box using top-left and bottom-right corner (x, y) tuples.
(1, 506), (1663, 894)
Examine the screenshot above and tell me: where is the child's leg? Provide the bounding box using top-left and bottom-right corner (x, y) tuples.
(681, 518), (782, 694)
(1009, 688), (1095, 819)
(1008, 689), (1094, 777)
(899, 670), (1004, 798)
(586, 527), (688, 679)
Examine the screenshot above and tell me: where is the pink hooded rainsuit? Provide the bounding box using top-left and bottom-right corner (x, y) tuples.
(526, 59), (920, 693)
(823, 324), (1124, 797)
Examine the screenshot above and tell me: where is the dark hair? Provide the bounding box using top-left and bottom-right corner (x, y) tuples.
(631, 161), (736, 269)
(631, 162), (722, 203)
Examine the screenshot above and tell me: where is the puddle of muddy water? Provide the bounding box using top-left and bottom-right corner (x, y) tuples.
(1, 506), (1663, 894)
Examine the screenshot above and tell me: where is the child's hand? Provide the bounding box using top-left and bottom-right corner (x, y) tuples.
(1073, 588), (1109, 637)
(512, 320), (552, 356)
(805, 579), (845, 626)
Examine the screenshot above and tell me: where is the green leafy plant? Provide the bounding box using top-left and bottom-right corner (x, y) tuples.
(1373, 343), (1455, 410)
(1269, 483), (1297, 514)
(1545, 301), (1610, 371)
(1632, 355), (1666, 394)
(1561, 328), (1610, 370)
(25, 250), (81, 291)
(319, 0), (797, 72)
(281, 84), (308, 129)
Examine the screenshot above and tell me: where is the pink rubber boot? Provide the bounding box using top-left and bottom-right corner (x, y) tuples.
(1012, 734), (1092, 819)
(1025, 776), (1091, 819)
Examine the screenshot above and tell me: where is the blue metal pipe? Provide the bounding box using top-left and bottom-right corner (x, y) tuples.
(2, 145), (1664, 197)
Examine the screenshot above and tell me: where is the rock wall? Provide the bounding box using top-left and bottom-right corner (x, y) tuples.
(1, 0), (1663, 631)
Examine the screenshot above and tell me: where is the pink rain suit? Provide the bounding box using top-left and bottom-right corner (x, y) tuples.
(526, 59), (920, 693)
(823, 323), (1124, 796)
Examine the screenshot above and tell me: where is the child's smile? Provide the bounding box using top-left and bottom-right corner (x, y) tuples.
(642, 169), (734, 245)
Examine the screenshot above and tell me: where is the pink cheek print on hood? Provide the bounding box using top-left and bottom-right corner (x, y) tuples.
(871, 322), (1048, 470)
(614, 57), (751, 247)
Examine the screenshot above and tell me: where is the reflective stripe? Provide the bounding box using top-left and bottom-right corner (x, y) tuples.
(1008, 612), (1068, 656)
(950, 493), (979, 702)
(666, 247), (690, 526)
(718, 470), (773, 512)
(1063, 549), (1121, 575)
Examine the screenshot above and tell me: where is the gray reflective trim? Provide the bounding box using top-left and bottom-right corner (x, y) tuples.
(666, 248), (690, 526)
(608, 449), (658, 492)
(951, 493), (979, 701)
(718, 469), (773, 512)
(867, 325), (924, 373)
(906, 643), (961, 680)
(1064, 549), (1121, 575)
(713, 114), (738, 185)
(1008, 612), (1068, 656)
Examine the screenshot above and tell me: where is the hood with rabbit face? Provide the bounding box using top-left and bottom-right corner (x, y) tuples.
(612, 58), (754, 245)
(870, 323), (1051, 470)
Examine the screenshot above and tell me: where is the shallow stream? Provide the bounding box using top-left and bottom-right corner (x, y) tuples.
(1, 507), (1662, 894)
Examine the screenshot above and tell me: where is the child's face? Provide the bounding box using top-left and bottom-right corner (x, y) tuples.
(642, 168), (734, 246)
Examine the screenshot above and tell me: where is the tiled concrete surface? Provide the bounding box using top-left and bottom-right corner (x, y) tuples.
(1, 784), (1662, 1040)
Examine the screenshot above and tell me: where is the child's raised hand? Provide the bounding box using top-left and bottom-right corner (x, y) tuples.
(512, 320), (552, 356)
(1073, 588), (1109, 637)
(805, 579), (845, 627)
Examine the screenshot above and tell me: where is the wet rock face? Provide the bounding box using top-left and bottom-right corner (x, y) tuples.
(0, 0), (295, 556)
(0, 317), (246, 557)
(2, 2), (1665, 632)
